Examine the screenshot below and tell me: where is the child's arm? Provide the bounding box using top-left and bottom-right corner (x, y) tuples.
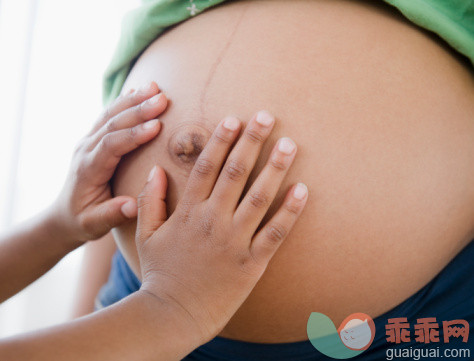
(0, 111), (308, 361)
(0, 82), (167, 303)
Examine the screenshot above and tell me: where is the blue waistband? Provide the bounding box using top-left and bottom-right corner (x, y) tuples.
(97, 240), (474, 360)
(185, 337), (317, 361)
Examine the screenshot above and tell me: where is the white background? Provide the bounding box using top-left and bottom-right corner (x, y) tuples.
(0, 0), (139, 337)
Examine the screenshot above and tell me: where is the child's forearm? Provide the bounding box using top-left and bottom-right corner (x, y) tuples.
(0, 290), (204, 361)
(0, 110), (307, 360)
(0, 83), (167, 304)
(0, 206), (78, 303)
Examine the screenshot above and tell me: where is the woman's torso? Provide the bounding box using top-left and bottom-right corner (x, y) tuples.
(111, 0), (474, 342)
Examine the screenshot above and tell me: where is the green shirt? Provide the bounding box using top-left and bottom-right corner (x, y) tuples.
(103, 0), (474, 105)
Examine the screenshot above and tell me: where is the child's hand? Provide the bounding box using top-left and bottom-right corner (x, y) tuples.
(135, 111), (308, 343)
(51, 82), (167, 245)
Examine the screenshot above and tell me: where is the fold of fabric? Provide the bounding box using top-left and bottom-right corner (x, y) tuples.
(102, 0), (474, 105)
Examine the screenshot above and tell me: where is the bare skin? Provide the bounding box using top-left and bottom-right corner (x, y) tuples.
(111, 0), (474, 342)
(71, 233), (116, 318)
(0, 85), (167, 303)
(0, 84), (308, 359)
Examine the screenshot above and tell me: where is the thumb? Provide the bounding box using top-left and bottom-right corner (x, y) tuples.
(80, 196), (137, 240)
(136, 165), (168, 245)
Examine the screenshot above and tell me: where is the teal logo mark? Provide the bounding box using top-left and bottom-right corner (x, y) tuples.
(307, 312), (376, 359)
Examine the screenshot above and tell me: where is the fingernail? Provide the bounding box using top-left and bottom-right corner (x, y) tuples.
(121, 200), (137, 218)
(145, 93), (162, 106)
(293, 183), (308, 200)
(147, 166), (156, 182)
(278, 137), (296, 155)
(142, 119), (159, 130)
(255, 110), (275, 127)
(223, 117), (240, 131)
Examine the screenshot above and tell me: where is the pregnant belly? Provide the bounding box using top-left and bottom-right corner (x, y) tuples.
(111, 0), (474, 342)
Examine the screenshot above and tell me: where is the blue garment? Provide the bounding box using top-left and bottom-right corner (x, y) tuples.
(95, 251), (141, 310)
(97, 241), (474, 360)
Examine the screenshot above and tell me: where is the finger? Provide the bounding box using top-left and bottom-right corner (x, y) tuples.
(181, 116), (241, 203)
(90, 91), (167, 148)
(88, 81), (160, 136)
(210, 110), (275, 209)
(136, 166), (168, 245)
(250, 183), (308, 266)
(87, 119), (162, 185)
(234, 137), (297, 234)
(80, 196), (138, 240)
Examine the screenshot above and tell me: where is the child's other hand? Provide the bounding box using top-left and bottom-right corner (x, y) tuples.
(136, 111), (308, 343)
(51, 82), (167, 245)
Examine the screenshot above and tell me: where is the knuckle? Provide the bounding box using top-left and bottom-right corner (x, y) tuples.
(284, 200), (301, 215)
(179, 210), (191, 225)
(137, 191), (149, 208)
(199, 208), (216, 237)
(268, 157), (287, 171)
(105, 118), (117, 133)
(77, 215), (89, 234)
(248, 191), (270, 209)
(100, 133), (113, 151)
(127, 127), (141, 150)
(123, 90), (134, 101)
(115, 92), (133, 109)
(77, 214), (98, 239)
(193, 157), (215, 177)
(137, 226), (158, 245)
(127, 126), (138, 140)
(266, 222), (287, 243)
(200, 217), (214, 237)
(245, 128), (265, 144)
(137, 102), (147, 117)
(225, 159), (247, 181)
(213, 129), (232, 144)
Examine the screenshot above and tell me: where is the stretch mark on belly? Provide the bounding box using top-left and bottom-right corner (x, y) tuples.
(199, 4), (249, 117)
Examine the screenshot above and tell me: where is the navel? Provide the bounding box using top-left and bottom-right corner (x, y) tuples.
(167, 124), (211, 169)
